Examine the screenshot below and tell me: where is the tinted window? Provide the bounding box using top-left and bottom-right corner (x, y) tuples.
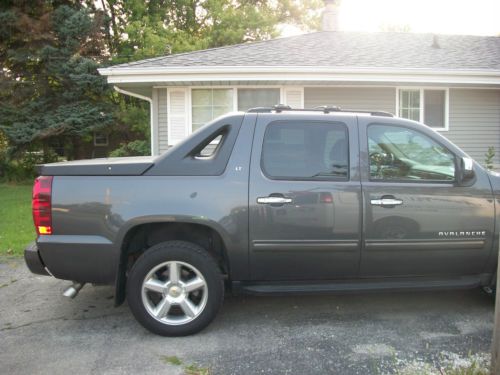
(262, 121), (348, 180)
(368, 124), (455, 182)
(196, 134), (223, 158)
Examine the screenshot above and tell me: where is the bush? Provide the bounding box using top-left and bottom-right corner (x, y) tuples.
(109, 140), (150, 157)
(0, 149), (59, 183)
(485, 146), (495, 171)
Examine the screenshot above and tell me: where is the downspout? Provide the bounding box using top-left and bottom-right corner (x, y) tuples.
(113, 85), (156, 156)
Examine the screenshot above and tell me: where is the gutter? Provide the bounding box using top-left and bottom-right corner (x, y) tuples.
(112, 86), (157, 156)
(99, 66), (500, 77)
(98, 67), (500, 86)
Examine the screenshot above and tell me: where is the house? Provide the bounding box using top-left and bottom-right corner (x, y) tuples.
(98, 2), (500, 165)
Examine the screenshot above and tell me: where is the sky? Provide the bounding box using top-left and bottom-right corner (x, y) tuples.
(281, 0), (500, 36)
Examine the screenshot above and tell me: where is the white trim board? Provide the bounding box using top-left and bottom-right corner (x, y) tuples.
(167, 87), (189, 146)
(100, 66), (500, 76)
(105, 73), (500, 86)
(100, 66), (500, 86)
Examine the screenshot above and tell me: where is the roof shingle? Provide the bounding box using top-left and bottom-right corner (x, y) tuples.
(110, 31), (500, 71)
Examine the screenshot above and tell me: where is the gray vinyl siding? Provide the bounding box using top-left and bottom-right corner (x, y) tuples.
(304, 86), (500, 166)
(158, 88), (169, 154)
(153, 85), (500, 164)
(304, 87), (396, 114)
(447, 89), (500, 165)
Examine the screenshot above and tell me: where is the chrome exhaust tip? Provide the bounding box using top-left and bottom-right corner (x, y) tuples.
(63, 282), (85, 298)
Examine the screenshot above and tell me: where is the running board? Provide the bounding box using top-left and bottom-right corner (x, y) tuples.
(235, 276), (481, 296)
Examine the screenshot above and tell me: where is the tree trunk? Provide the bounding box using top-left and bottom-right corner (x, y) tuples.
(71, 137), (85, 160)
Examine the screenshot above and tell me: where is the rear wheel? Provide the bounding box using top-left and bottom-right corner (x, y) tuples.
(126, 241), (224, 336)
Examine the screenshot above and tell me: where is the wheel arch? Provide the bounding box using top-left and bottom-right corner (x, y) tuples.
(114, 216), (232, 306)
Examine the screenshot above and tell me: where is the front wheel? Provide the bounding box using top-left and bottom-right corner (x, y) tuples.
(126, 241), (224, 336)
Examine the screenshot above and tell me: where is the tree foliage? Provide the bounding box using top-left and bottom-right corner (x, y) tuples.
(0, 1), (113, 159)
(0, 0), (321, 164)
(90, 0), (321, 61)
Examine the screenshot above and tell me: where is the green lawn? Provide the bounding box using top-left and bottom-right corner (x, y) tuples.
(0, 183), (34, 256)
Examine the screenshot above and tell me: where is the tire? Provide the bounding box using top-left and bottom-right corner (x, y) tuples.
(126, 241), (224, 336)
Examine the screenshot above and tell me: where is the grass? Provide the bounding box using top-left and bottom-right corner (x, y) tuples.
(441, 359), (489, 375)
(395, 352), (490, 375)
(183, 364), (212, 375)
(161, 355), (183, 366)
(0, 183), (34, 256)
(160, 355), (211, 375)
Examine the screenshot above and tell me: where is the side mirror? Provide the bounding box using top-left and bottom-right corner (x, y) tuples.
(457, 156), (475, 185)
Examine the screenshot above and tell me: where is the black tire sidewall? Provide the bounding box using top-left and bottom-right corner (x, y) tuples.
(126, 241), (223, 336)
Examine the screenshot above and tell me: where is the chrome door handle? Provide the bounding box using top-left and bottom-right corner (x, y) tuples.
(370, 198), (403, 207)
(257, 196), (293, 205)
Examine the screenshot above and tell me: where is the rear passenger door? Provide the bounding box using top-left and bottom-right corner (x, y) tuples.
(248, 115), (362, 281)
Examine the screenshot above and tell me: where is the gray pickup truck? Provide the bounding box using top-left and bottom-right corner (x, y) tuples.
(25, 106), (499, 336)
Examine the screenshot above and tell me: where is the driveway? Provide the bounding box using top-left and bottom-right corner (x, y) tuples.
(0, 257), (493, 375)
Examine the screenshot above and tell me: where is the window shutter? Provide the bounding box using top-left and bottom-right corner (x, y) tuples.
(167, 88), (188, 145)
(284, 87), (304, 109)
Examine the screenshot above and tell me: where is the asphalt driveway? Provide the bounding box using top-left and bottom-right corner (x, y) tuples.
(0, 257), (493, 375)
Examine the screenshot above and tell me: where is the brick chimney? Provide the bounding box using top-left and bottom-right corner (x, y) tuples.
(322, 0), (340, 31)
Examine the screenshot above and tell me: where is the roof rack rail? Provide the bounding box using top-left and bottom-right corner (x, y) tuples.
(247, 104), (394, 117)
(247, 104), (292, 113)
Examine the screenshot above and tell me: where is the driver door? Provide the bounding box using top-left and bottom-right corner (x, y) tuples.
(359, 118), (494, 277)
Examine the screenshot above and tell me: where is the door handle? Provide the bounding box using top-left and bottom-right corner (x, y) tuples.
(257, 196), (293, 205)
(370, 197), (403, 207)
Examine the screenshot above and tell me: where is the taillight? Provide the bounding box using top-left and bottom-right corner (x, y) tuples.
(32, 176), (53, 236)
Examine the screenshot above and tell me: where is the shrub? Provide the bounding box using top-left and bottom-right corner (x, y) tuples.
(0, 149), (59, 183)
(485, 146), (495, 171)
(109, 140), (150, 157)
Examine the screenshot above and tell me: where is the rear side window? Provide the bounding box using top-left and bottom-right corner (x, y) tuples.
(195, 134), (223, 158)
(261, 121), (349, 180)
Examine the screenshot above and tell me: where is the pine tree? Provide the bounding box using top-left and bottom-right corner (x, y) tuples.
(0, 2), (113, 159)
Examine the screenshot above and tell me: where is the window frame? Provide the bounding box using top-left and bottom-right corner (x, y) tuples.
(190, 88), (235, 133)
(93, 132), (109, 147)
(366, 123), (458, 184)
(188, 85), (290, 135)
(260, 120), (350, 182)
(396, 87), (449, 131)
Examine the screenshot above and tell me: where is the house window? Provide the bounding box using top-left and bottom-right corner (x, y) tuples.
(398, 88), (448, 130)
(399, 89), (420, 121)
(191, 89), (233, 132)
(94, 132), (109, 146)
(424, 90), (446, 129)
(237, 88), (281, 111)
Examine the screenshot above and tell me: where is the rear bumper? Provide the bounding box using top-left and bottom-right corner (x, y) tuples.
(24, 242), (50, 276)
(36, 235), (118, 284)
